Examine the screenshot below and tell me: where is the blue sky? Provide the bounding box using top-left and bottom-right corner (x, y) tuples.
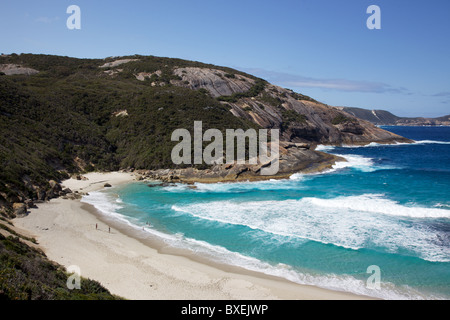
(1, 0), (449, 117)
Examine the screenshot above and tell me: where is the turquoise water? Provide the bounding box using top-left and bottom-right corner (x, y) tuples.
(83, 126), (450, 299)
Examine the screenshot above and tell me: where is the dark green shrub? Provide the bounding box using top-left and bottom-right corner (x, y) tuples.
(332, 114), (355, 125)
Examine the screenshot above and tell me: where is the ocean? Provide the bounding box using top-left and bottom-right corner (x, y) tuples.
(82, 126), (450, 300)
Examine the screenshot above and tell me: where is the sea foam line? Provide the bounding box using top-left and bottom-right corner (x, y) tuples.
(291, 153), (382, 180)
(165, 235), (439, 300)
(81, 191), (141, 227)
(140, 222), (440, 300)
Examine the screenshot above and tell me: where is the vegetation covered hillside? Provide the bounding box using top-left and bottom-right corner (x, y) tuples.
(0, 54), (258, 217)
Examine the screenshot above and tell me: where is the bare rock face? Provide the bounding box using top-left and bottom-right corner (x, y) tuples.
(112, 110), (129, 117)
(99, 59), (139, 68)
(13, 203), (27, 216)
(135, 70), (162, 81)
(0, 64), (39, 75)
(172, 67), (255, 98)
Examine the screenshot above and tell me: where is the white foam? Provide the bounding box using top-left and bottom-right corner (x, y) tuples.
(379, 140), (450, 147)
(331, 154), (376, 173)
(315, 145), (336, 152)
(81, 191), (123, 218)
(339, 140), (450, 148)
(172, 195), (450, 262)
(317, 140), (449, 153)
(81, 191), (139, 226)
(434, 203), (450, 209)
(289, 173), (305, 180)
(319, 146), (397, 173)
(414, 140), (450, 145)
(309, 194), (450, 219)
(190, 179), (302, 193)
(291, 153), (380, 179)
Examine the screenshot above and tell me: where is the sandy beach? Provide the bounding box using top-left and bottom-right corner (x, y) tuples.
(12, 171), (370, 300)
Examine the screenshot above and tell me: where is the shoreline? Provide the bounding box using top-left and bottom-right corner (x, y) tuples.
(13, 171), (372, 300)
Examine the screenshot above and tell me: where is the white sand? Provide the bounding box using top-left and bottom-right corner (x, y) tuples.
(13, 171), (369, 300)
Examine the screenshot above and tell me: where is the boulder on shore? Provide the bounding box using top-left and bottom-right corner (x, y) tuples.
(13, 203), (27, 216)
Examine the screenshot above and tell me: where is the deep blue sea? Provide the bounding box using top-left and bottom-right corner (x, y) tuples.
(83, 126), (450, 299)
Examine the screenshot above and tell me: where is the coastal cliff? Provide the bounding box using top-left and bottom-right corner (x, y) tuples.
(0, 54), (412, 217)
(170, 67), (410, 146)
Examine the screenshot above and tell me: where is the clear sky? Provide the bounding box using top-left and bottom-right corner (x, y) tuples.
(1, 0), (449, 117)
